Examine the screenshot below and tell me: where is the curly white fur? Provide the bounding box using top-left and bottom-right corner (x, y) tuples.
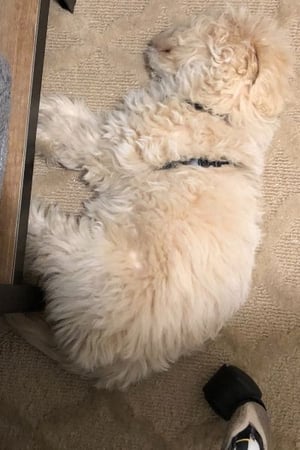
(9, 8), (293, 389)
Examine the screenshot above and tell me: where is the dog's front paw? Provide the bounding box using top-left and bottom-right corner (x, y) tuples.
(36, 95), (75, 166)
(36, 96), (61, 162)
(36, 95), (98, 171)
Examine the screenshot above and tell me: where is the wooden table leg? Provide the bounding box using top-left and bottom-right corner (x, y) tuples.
(0, 0), (49, 312)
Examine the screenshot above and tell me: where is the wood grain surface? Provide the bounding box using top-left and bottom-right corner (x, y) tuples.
(0, 0), (48, 284)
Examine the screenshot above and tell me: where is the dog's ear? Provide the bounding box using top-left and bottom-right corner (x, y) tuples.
(206, 10), (293, 119)
(206, 18), (259, 85)
(248, 21), (293, 118)
(192, 14), (261, 115)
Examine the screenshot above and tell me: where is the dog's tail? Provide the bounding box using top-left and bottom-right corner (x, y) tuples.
(4, 313), (62, 363)
(4, 313), (98, 381)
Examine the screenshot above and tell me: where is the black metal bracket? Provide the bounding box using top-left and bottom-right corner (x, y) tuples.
(57, 0), (76, 13)
(0, 285), (45, 314)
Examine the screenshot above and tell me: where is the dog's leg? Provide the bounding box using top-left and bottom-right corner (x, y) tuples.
(5, 201), (88, 369)
(5, 200), (103, 377)
(37, 96), (115, 184)
(4, 312), (63, 363)
(26, 200), (100, 281)
(24, 200), (111, 368)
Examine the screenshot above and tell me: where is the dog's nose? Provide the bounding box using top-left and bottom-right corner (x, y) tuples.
(149, 32), (172, 53)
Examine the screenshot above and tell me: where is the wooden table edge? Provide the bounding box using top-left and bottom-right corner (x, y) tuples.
(0, 0), (49, 312)
(14, 0), (50, 284)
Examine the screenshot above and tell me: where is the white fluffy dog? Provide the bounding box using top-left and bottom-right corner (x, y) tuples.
(11, 9), (292, 389)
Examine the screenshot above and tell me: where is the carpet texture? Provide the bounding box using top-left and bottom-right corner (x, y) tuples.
(0, 0), (299, 449)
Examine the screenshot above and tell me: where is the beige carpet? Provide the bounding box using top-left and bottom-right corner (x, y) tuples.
(1, 0), (299, 448)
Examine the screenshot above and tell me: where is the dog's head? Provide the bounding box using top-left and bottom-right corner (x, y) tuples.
(146, 9), (293, 121)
